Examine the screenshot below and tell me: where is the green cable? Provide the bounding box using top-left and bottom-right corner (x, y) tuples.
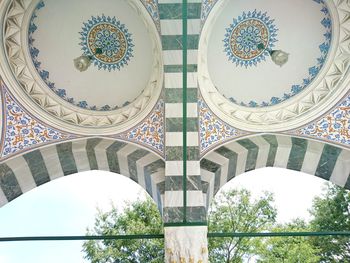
(1, 231), (350, 242)
(182, 0), (188, 223)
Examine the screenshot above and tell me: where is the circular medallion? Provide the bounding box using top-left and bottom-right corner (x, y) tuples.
(80, 15), (134, 71)
(223, 10), (278, 68)
(230, 19), (268, 60)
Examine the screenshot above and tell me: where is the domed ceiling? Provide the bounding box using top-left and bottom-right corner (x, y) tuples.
(1, 0), (162, 134)
(207, 0), (331, 108)
(198, 0), (349, 132)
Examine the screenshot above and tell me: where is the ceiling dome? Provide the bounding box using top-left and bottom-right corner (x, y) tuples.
(0, 0), (162, 134)
(208, 0), (331, 107)
(198, 0), (349, 131)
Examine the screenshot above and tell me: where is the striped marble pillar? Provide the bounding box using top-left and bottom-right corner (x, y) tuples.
(159, 0), (208, 262)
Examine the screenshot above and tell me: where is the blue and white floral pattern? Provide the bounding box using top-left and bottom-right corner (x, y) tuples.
(227, 0), (332, 108)
(224, 10), (278, 68)
(80, 15), (134, 71)
(199, 98), (248, 155)
(140, 0), (160, 33)
(1, 84), (73, 159)
(294, 94), (350, 146)
(201, 0), (219, 24)
(28, 1), (132, 111)
(116, 100), (164, 156)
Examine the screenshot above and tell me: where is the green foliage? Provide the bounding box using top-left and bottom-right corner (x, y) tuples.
(82, 198), (164, 263)
(208, 189), (277, 262)
(257, 219), (320, 263)
(309, 184), (350, 262)
(83, 184), (350, 263)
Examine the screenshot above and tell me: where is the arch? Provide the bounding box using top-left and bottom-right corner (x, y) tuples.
(200, 134), (350, 213)
(0, 138), (165, 211)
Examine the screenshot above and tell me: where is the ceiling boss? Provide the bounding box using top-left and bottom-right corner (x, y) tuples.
(224, 10), (288, 68)
(75, 15), (134, 72)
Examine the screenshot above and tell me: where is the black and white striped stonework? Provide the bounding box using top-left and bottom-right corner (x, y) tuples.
(0, 138), (165, 211)
(200, 134), (350, 213)
(160, 0), (206, 223)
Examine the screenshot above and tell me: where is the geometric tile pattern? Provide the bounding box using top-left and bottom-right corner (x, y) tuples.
(200, 134), (350, 214)
(293, 94), (350, 147)
(0, 138), (165, 211)
(1, 84), (75, 160)
(116, 100), (165, 157)
(199, 97), (248, 156)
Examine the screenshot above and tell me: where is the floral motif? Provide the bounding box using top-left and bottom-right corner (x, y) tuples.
(80, 15), (134, 71)
(224, 10), (278, 68)
(295, 95), (350, 146)
(201, 0), (219, 24)
(116, 100), (164, 156)
(227, 1), (332, 108)
(141, 0), (160, 33)
(199, 98), (247, 155)
(1, 86), (74, 159)
(28, 1), (131, 111)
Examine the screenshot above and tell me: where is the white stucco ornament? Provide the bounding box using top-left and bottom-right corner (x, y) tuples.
(270, 50), (289, 67)
(0, 0), (163, 135)
(165, 226), (208, 263)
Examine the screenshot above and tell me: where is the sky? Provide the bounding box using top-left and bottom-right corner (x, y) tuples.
(0, 168), (329, 263)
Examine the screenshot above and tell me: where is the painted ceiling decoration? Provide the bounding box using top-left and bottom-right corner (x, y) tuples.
(0, 82), (75, 160)
(199, 97), (248, 156)
(223, 0), (332, 107)
(223, 10), (278, 68)
(79, 15), (134, 72)
(140, 0), (160, 33)
(291, 93), (350, 147)
(201, 0), (219, 26)
(115, 99), (165, 157)
(198, 0), (349, 132)
(1, 0), (162, 132)
(0, 0), (349, 261)
(29, 1), (136, 111)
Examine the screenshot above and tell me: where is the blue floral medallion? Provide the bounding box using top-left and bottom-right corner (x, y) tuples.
(224, 1), (332, 108)
(224, 10), (278, 68)
(80, 15), (134, 71)
(28, 2), (134, 110)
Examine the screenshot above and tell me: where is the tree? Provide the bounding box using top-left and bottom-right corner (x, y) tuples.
(208, 189), (277, 263)
(82, 198), (164, 263)
(257, 219), (320, 263)
(83, 189), (278, 263)
(309, 184), (350, 262)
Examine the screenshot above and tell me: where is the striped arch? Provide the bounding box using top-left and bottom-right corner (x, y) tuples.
(0, 138), (165, 211)
(200, 134), (350, 212)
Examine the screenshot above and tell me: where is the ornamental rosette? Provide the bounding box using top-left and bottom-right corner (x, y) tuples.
(223, 10), (278, 68)
(79, 14), (134, 71)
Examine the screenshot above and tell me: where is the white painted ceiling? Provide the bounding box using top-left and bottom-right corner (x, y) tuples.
(29, 0), (154, 111)
(207, 0), (331, 107)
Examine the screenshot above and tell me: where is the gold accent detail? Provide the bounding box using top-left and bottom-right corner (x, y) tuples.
(88, 23), (127, 64)
(166, 248), (173, 255)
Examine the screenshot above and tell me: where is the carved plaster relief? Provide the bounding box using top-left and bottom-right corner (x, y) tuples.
(0, 0), (163, 135)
